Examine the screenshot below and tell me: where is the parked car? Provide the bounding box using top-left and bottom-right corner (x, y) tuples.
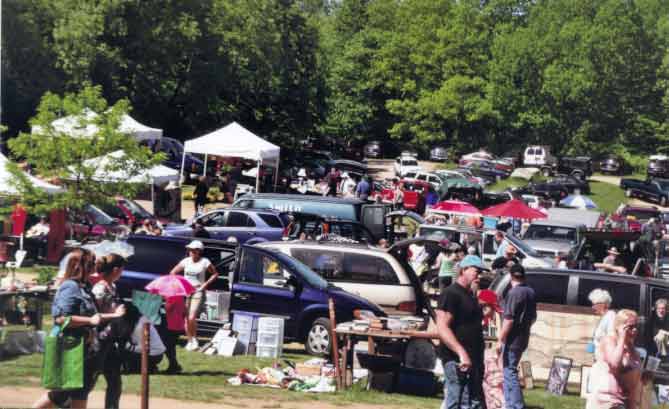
(364, 141), (382, 158)
(523, 145), (552, 167)
(327, 159), (368, 179)
(461, 161), (510, 183)
(550, 174), (591, 194)
(567, 229), (651, 274)
(118, 234), (387, 355)
(100, 198), (162, 229)
(620, 178), (669, 207)
(618, 205), (661, 232)
(67, 204), (130, 241)
(648, 155), (669, 179)
(284, 212), (378, 243)
(394, 156), (422, 177)
(430, 146), (449, 161)
(436, 169), (486, 187)
(459, 151), (514, 173)
(554, 156), (593, 180)
(139, 136), (203, 174)
(490, 268), (669, 383)
(599, 155), (628, 175)
(513, 182), (568, 203)
(522, 220), (585, 258)
(402, 171), (444, 190)
(258, 241), (420, 316)
(163, 208), (290, 243)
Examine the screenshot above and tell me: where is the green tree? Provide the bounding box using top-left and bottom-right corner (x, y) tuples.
(6, 85), (163, 214)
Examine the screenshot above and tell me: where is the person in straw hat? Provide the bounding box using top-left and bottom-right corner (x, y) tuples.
(594, 247), (627, 274)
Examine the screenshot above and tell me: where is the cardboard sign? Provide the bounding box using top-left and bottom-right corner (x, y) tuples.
(546, 356), (572, 396)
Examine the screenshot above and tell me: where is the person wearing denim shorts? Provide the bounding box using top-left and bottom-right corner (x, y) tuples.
(496, 264), (537, 409)
(436, 255), (487, 409)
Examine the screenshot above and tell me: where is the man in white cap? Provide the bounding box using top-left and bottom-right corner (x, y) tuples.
(169, 240), (219, 351)
(594, 247), (627, 273)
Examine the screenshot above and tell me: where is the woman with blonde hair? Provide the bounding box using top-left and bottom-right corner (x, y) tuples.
(34, 249), (126, 409)
(587, 309), (647, 409)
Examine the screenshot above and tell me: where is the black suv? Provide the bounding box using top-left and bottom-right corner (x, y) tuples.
(490, 268), (669, 383)
(557, 156), (592, 180)
(513, 182), (568, 202)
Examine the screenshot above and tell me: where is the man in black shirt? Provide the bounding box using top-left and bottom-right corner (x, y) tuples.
(496, 264), (537, 409)
(436, 255), (487, 409)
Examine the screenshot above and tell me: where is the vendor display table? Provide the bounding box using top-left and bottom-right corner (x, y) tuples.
(0, 287), (53, 330)
(334, 326), (497, 391)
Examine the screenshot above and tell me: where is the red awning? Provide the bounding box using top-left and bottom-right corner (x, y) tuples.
(431, 200), (480, 215)
(481, 199), (547, 220)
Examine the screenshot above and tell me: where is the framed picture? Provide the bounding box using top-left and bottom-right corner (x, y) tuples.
(658, 385), (669, 404)
(580, 366), (592, 399)
(520, 361), (534, 389)
(546, 356), (573, 396)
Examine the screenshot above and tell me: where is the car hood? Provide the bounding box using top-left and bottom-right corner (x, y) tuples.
(326, 285), (386, 317)
(523, 239), (575, 254)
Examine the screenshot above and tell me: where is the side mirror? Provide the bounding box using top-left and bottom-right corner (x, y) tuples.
(286, 276), (301, 294)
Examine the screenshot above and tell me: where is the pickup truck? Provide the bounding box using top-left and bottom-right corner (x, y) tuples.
(116, 234), (386, 355)
(620, 178), (669, 207)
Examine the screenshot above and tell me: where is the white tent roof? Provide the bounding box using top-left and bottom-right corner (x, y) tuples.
(75, 150), (179, 185)
(0, 153), (63, 195)
(32, 111), (162, 141)
(184, 122), (279, 164)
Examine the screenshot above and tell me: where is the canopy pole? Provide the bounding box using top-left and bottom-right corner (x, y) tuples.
(273, 159), (279, 193)
(179, 148), (186, 186)
(203, 154), (208, 177)
(255, 159), (262, 193)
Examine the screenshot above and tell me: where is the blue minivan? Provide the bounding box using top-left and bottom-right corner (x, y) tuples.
(117, 234), (386, 355)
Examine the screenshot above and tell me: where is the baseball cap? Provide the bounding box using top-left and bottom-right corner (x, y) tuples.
(459, 255), (489, 271)
(510, 263), (525, 278)
(186, 240), (204, 250)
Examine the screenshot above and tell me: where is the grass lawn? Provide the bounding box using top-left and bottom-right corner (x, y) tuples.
(0, 347), (585, 409)
(487, 178), (627, 215)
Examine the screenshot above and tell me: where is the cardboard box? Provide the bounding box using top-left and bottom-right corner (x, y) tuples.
(296, 363), (323, 376)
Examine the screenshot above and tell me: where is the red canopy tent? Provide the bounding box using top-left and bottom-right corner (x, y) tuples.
(430, 200), (480, 215)
(481, 199), (547, 220)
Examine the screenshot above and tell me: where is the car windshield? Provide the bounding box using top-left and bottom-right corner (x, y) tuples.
(276, 251), (328, 290)
(122, 199), (153, 219)
(402, 160), (418, 166)
(506, 234), (542, 257)
(86, 204), (115, 225)
(523, 225), (577, 243)
(625, 209), (658, 221)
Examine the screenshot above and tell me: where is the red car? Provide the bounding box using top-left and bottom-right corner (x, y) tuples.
(101, 198), (163, 229)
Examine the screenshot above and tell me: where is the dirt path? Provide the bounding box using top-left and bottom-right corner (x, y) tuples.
(0, 386), (392, 409)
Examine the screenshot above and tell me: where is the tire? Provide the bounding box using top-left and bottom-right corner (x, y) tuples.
(626, 189), (633, 198)
(305, 317), (332, 356)
(542, 168), (551, 177)
(661, 196), (667, 207)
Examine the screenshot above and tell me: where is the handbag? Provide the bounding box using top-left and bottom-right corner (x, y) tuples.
(41, 317), (85, 390)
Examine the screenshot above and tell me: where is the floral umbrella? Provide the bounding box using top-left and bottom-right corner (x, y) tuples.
(145, 275), (196, 298)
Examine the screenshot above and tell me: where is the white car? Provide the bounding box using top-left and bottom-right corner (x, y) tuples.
(257, 241), (417, 315)
(403, 171), (443, 189)
(394, 156), (422, 177)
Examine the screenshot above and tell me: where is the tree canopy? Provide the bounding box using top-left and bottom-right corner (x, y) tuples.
(2, 0), (669, 164)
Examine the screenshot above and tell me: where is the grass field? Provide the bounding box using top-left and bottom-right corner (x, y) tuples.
(487, 178), (627, 214)
(0, 347), (586, 409)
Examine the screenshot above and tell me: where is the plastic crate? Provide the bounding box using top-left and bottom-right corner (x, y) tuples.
(256, 332), (282, 347)
(232, 313), (258, 333)
(256, 345), (281, 358)
(257, 317), (284, 332)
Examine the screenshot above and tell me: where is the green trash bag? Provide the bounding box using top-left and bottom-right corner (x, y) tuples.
(41, 317), (85, 390)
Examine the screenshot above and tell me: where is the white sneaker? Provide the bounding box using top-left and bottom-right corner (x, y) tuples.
(184, 340), (196, 351)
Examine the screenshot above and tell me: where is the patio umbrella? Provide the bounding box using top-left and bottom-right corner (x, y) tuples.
(145, 275), (196, 298)
(560, 194), (598, 210)
(481, 199), (547, 220)
(82, 240), (135, 259)
(430, 200), (480, 216)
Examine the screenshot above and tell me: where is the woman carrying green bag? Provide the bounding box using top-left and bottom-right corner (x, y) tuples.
(34, 248), (126, 409)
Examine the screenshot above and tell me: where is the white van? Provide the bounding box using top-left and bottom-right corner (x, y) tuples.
(258, 241), (416, 315)
(523, 145), (550, 166)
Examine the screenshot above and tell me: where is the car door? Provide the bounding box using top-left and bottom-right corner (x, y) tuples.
(198, 211), (227, 239)
(230, 247), (300, 336)
(224, 211), (254, 243)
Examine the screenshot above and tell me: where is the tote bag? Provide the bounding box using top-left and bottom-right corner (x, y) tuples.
(41, 317), (84, 390)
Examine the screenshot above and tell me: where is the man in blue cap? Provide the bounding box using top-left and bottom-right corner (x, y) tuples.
(436, 255), (488, 409)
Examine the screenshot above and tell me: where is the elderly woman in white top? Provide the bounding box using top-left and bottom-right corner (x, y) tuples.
(589, 288), (616, 354)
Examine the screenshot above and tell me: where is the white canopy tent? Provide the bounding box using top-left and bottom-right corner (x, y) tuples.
(0, 153), (63, 195)
(182, 122), (280, 192)
(32, 110), (163, 141)
(74, 150), (179, 185)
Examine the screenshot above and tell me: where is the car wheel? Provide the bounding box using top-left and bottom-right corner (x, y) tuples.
(542, 168), (551, 177)
(626, 189), (633, 198)
(305, 317), (331, 356)
(661, 196), (667, 207)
